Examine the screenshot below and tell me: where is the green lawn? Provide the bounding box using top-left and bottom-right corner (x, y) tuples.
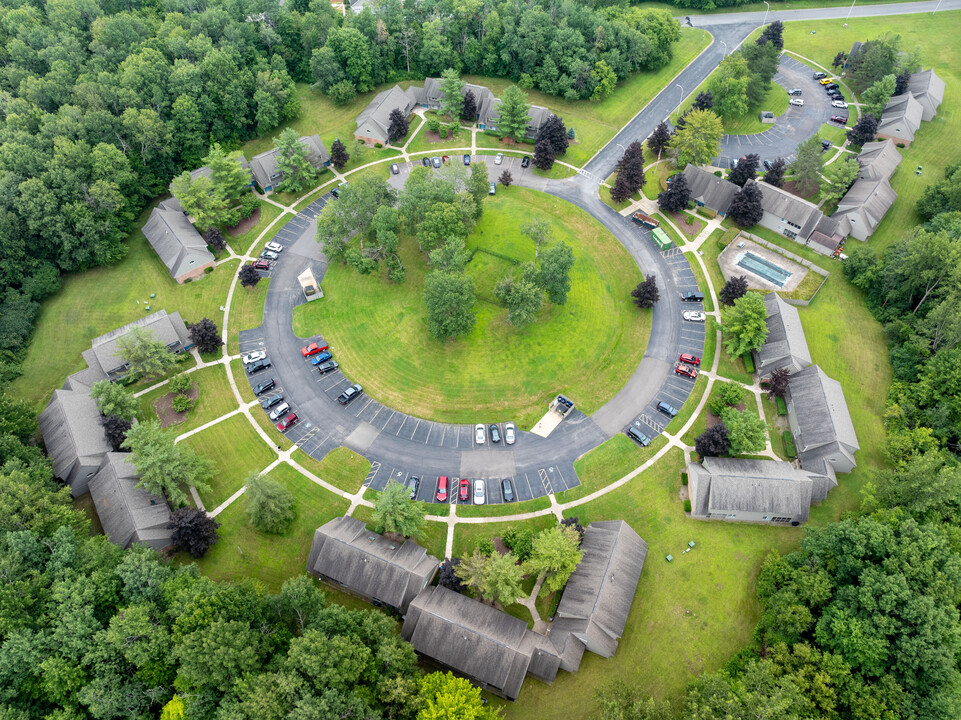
(11, 205), (240, 409)
(818, 123), (850, 149)
(779, 11), (961, 252)
(406, 127), (472, 155)
(189, 463), (350, 592)
(455, 496), (552, 518)
(643, 161), (674, 200)
(350, 505), (448, 560)
(558, 434), (668, 504)
(226, 203), (284, 255)
(228, 277), (271, 354)
(532, 163), (578, 180)
(721, 83), (790, 135)
(715, 345), (754, 386)
(452, 516), (557, 559)
(228, 359), (256, 404)
(684, 252), (715, 311)
(137, 365), (236, 434)
(293, 187), (652, 428)
(300, 446), (370, 494)
(665, 374), (708, 436)
(466, 250), (517, 303)
(181, 413), (277, 509)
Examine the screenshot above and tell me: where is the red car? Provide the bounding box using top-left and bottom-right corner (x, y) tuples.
(276, 412), (298, 432)
(675, 364), (698, 379)
(301, 342), (329, 357)
(458, 478), (470, 502)
(436, 476), (449, 502)
(679, 353), (701, 367)
(253, 259), (271, 270)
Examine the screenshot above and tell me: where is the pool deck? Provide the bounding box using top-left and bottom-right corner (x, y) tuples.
(718, 237), (806, 293)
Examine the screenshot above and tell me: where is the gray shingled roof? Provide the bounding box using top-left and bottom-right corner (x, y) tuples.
(355, 86), (419, 144)
(89, 453), (173, 550)
(857, 140), (902, 182)
(682, 165), (738, 214)
(695, 457), (815, 521)
(142, 205), (215, 280)
(249, 135), (330, 189)
(834, 178), (897, 239)
(401, 585), (539, 699)
(754, 293), (812, 376)
(551, 520), (647, 660)
(307, 516), (439, 612)
(753, 180), (827, 239)
(906, 69), (945, 120)
(878, 93), (923, 142)
(38, 387), (111, 483)
(89, 310), (190, 376)
(789, 365), (859, 459)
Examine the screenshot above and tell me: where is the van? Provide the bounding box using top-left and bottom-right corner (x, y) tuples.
(627, 426), (650, 446)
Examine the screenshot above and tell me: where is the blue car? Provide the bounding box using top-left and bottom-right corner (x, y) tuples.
(310, 350), (333, 365)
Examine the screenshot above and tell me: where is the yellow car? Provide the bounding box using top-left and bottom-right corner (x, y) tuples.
(819, 77), (835, 85)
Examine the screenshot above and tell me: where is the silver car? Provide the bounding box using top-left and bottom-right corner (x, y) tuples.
(504, 421), (516, 445)
(268, 402), (290, 421)
(242, 349), (266, 365)
(473, 479), (486, 505)
(683, 311), (706, 322)
(494, 153), (504, 165)
(475, 423), (486, 445)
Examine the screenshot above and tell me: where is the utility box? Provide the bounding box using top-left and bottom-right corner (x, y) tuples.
(760, 111), (775, 124)
(651, 227), (672, 250)
(631, 211), (659, 229)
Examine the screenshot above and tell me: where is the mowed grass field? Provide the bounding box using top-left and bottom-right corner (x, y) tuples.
(293, 187), (652, 428)
(136, 365), (236, 434)
(780, 11), (961, 252)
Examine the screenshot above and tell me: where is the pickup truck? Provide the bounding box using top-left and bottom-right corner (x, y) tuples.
(631, 212), (659, 229)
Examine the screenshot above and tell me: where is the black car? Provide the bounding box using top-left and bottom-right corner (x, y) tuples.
(821, 139), (832, 151)
(489, 424), (501, 443)
(421, 157), (430, 167)
(316, 359), (339, 375)
(656, 400), (679, 418)
(260, 393), (284, 410)
(788, 88), (802, 95)
(824, 83), (839, 91)
(406, 476), (420, 500)
(626, 426), (650, 447)
(763, 159), (772, 171)
(254, 378), (276, 395)
(330, 187), (341, 198)
(337, 383), (363, 405)
(681, 291), (704, 302)
(502, 479), (515, 502)
(246, 358), (271, 375)
(521, 156), (530, 168)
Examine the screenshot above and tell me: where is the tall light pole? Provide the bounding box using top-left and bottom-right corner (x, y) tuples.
(674, 84), (683, 124)
(846, 0), (856, 21)
(762, 0), (770, 26)
(934, 0), (943, 13)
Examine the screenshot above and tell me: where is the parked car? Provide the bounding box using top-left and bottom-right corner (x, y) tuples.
(310, 350), (333, 365)
(253, 259), (271, 271)
(259, 250), (279, 261)
(254, 378), (275, 395)
(830, 115), (848, 124)
(675, 363), (698, 379)
(316, 359), (339, 374)
(473, 479), (486, 505)
(489, 182), (496, 195)
(406, 476), (420, 500)
(494, 153), (504, 165)
(789, 98), (804, 107)
(330, 182), (347, 198)
(521, 156), (530, 168)
(390, 163), (399, 174)
(683, 311), (706, 322)
(265, 241), (283, 253)
(421, 157), (430, 167)
(436, 476), (449, 502)
(442, 155), (449, 164)
(627, 426), (650, 446)
(458, 477), (470, 501)
(656, 400), (679, 418)
(246, 358), (271, 374)
(813, 71), (828, 80)
(502, 479), (515, 502)
(763, 160), (772, 171)
(504, 421), (516, 445)
(821, 139), (832, 151)
(463, 154), (471, 166)
(818, 77), (835, 85)
(729, 157), (738, 169)
(824, 83), (839, 91)
(301, 342), (329, 357)
(260, 393), (284, 410)
(475, 424), (486, 444)
(489, 424), (501, 443)
(788, 88), (802, 95)
(276, 412), (298, 432)
(431, 156), (441, 168)
(268, 402), (290, 421)
(679, 353), (702, 366)
(681, 291), (704, 302)
(831, 100), (848, 108)
(337, 384), (363, 405)
(242, 349), (266, 365)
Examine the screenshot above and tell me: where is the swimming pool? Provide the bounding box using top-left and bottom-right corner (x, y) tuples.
(736, 252), (792, 288)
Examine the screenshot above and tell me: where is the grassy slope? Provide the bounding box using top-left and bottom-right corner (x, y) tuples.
(136, 365), (235, 434)
(293, 188), (652, 428)
(226, 203), (284, 255)
(228, 277), (271, 354)
(305, 446), (371, 494)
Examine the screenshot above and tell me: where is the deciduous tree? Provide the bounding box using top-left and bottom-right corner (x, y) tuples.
(418, 672), (502, 720)
(330, 139), (350, 170)
(275, 127), (319, 193)
(90, 380), (138, 420)
(525, 525), (583, 592)
(536, 114), (569, 156)
(846, 115), (878, 146)
(790, 136), (825, 196)
(861, 73), (897, 118)
(692, 90), (715, 111)
(709, 54), (751, 118)
(719, 275), (749, 306)
(115, 327), (178, 380)
(728, 180), (764, 228)
(372, 480), (425, 538)
(239, 264), (262, 288)
(123, 420), (212, 507)
(170, 173), (230, 231)
(206, 144), (254, 202)
(467, 162), (490, 218)
(721, 291), (768, 356)
(245, 472), (296, 534)
(438, 558), (464, 593)
(533, 138), (555, 171)
(631, 275), (659, 309)
(668, 109), (723, 168)
(647, 121), (672, 157)
(387, 108), (409, 143)
(763, 157), (787, 188)
(729, 153), (759, 187)
(461, 89), (478, 122)
(498, 170), (512, 187)
(822, 156), (860, 204)
(657, 172), (691, 212)
(720, 407), (768, 454)
(495, 276), (543, 328)
(102, 414), (132, 452)
(205, 226), (227, 253)
(695, 423), (731, 457)
(188, 318), (223, 355)
(438, 68), (465, 120)
(538, 242), (575, 305)
(168, 507), (221, 558)
(769, 367), (790, 399)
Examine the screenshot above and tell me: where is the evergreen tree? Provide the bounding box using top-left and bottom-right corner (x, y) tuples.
(387, 108), (409, 143)
(763, 157), (787, 188)
(467, 162), (490, 218)
(692, 90), (715, 111)
(239, 264), (262, 288)
(495, 86), (532, 142)
(729, 153), (759, 187)
(728, 180), (764, 228)
(438, 68), (465, 120)
(275, 128), (318, 193)
(461, 89), (478, 122)
(536, 114), (570, 155)
(790, 136), (825, 196)
(647, 121), (673, 157)
(631, 275), (659, 308)
(533, 138), (555, 171)
(657, 172), (691, 213)
(330, 138), (350, 170)
(719, 276), (749, 306)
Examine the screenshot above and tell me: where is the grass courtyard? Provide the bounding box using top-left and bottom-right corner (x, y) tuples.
(293, 187), (652, 429)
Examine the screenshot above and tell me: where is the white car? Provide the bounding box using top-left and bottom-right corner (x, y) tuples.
(831, 100), (848, 108)
(242, 349), (266, 365)
(473, 479), (486, 505)
(268, 402), (290, 421)
(494, 153), (504, 165)
(265, 241), (284, 253)
(504, 421), (516, 445)
(789, 98), (804, 107)
(475, 423), (486, 444)
(683, 311), (706, 323)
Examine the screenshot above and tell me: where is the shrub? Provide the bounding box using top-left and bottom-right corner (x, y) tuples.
(375, 142), (383, 148)
(776, 396), (787, 415)
(684, 499), (692, 512)
(714, 170), (722, 177)
(502, 528), (535, 561)
(169, 373), (192, 395)
(427, 117), (441, 133)
(783, 430), (796, 458)
(709, 381), (746, 415)
(681, 472), (689, 485)
(477, 539), (495, 556)
(742, 352), (755, 374)
(719, 228), (740, 246)
(204, 266), (214, 273)
(171, 395), (193, 413)
(240, 192), (260, 218)
(439, 128), (448, 139)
